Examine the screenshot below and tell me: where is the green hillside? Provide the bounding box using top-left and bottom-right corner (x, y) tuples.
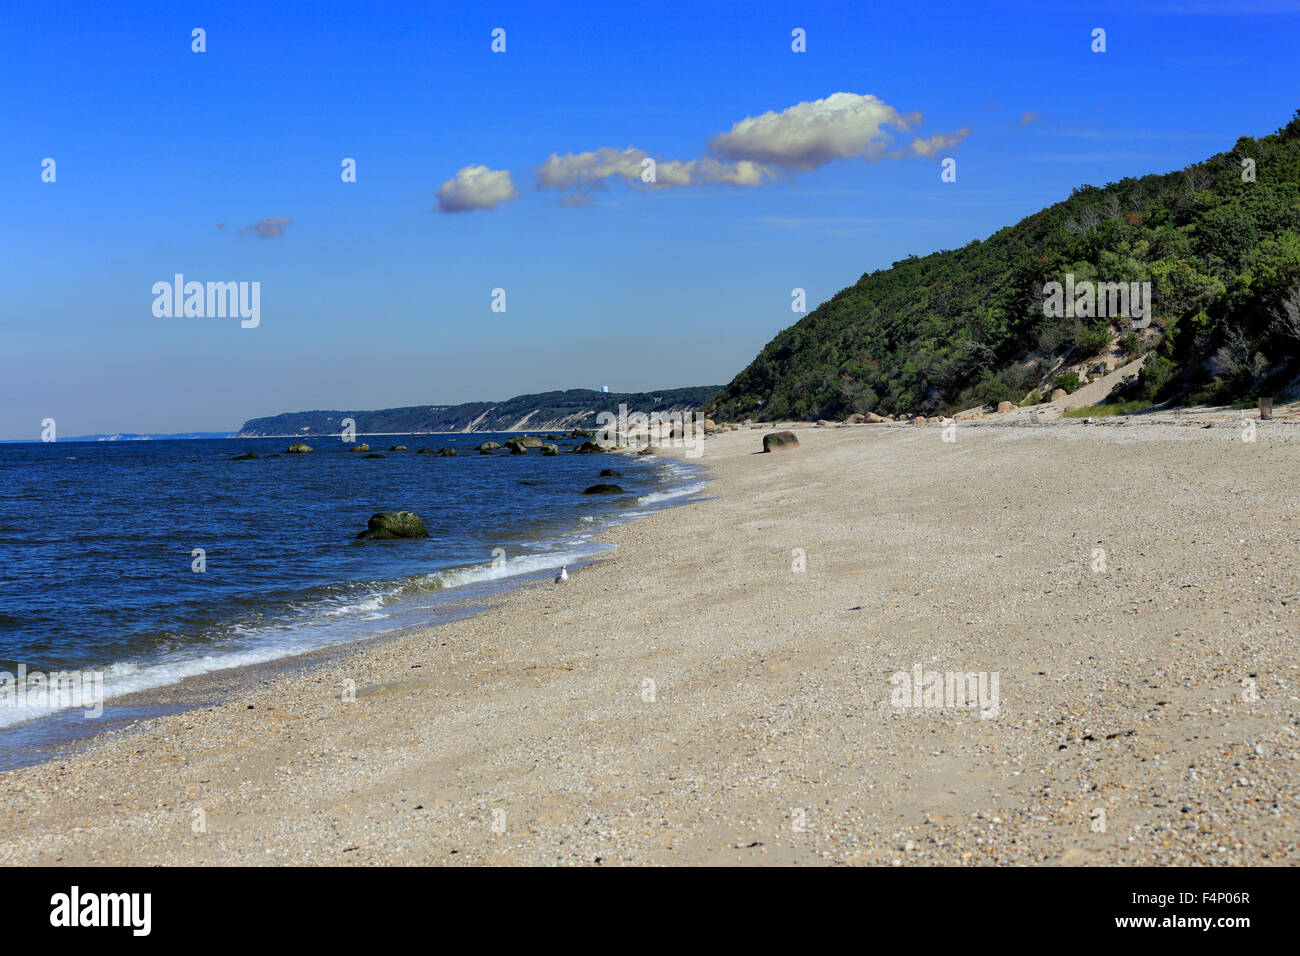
(708, 110), (1300, 422)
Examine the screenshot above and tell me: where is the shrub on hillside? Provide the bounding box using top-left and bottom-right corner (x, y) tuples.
(1053, 372), (1081, 394)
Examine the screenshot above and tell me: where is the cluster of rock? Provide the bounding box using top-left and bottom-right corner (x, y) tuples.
(842, 412), (938, 425)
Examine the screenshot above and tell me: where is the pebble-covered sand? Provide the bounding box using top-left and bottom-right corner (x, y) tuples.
(2, 413), (1298, 865)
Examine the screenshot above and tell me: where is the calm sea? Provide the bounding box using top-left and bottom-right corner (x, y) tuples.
(0, 434), (706, 743)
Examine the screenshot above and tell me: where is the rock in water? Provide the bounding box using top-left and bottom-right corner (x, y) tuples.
(231, 452), (259, 460)
(348, 443), (371, 453)
(356, 511), (428, 539)
(583, 483), (623, 494)
(598, 469), (622, 477)
(763, 431), (799, 453)
(417, 447), (437, 455)
(437, 447), (457, 457)
(539, 443), (559, 456)
(504, 438), (527, 454)
(388, 444), (408, 451)
(363, 453), (385, 459)
(477, 441), (502, 453)
(573, 440), (606, 454)
(286, 442), (313, 454)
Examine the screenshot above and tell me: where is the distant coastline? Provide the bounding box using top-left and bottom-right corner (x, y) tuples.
(0, 385), (720, 444)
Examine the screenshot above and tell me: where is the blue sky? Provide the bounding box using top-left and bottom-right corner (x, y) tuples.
(2, 0), (1298, 438)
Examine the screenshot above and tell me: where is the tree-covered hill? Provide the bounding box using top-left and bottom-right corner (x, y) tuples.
(237, 386), (720, 436)
(707, 111), (1300, 422)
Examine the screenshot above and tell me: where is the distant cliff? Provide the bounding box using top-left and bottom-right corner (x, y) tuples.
(236, 386), (720, 437)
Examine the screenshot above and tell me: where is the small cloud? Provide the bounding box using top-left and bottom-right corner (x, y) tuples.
(1020, 110), (1042, 126)
(535, 146), (648, 197)
(435, 165), (518, 213)
(240, 217), (292, 238)
(909, 127), (972, 158)
(534, 146), (769, 203)
(709, 92), (920, 172)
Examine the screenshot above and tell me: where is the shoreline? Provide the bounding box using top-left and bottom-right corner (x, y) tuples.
(2, 421), (1297, 865)
(0, 451), (708, 771)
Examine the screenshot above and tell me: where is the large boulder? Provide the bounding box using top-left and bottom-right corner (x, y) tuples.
(356, 511), (428, 540)
(504, 438), (528, 454)
(573, 440), (606, 454)
(598, 468), (622, 477)
(389, 444), (408, 451)
(515, 435), (544, 448)
(477, 441), (502, 454)
(703, 419), (718, 433)
(996, 401), (1015, 414)
(286, 442), (313, 454)
(417, 447), (437, 455)
(437, 447), (457, 457)
(866, 412), (887, 423)
(763, 431), (799, 452)
(845, 413), (866, 425)
(583, 483), (623, 494)
(348, 443), (371, 453)
(1050, 388), (1068, 402)
(539, 443), (559, 456)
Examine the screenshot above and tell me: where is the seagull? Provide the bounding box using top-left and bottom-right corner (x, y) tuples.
(555, 566), (568, 584)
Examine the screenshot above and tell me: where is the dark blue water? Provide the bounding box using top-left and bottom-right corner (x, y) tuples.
(0, 434), (706, 731)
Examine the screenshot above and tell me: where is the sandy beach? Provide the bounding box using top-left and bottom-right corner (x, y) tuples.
(2, 414), (1298, 866)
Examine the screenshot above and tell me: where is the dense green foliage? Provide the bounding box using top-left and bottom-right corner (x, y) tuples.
(239, 386), (720, 436)
(708, 112), (1300, 421)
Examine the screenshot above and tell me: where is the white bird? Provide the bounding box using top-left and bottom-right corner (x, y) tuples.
(555, 566), (568, 583)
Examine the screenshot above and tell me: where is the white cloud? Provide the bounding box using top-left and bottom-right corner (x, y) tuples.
(535, 147), (648, 192)
(534, 147), (770, 201)
(466, 93), (971, 212)
(709, 92), (923, 171)
(909, 126), (972, 158)
(435, 165), (519, 213)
